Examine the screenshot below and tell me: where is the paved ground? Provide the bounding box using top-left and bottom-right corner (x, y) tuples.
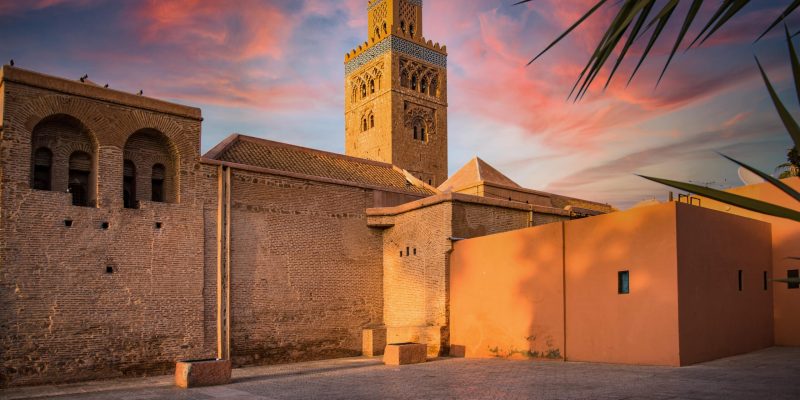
(2, 347), (799, 400)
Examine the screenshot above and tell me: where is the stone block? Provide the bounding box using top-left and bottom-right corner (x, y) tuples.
(363, 327), (387, 356)
(175, 359), (231, 388)
(449, 345), (466, 358)
(383, 343), (427, 365)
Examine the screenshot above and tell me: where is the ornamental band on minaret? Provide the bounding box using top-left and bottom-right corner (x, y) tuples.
(344, 0), (448, 187)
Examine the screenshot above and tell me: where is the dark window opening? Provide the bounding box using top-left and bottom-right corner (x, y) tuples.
(382, 22), (387, 34)
(375, 26), (380, 38)
(421, 78), (428, 94)
(370, 114), (375, 128)
(401, 20), (406, 33)
(106, 266), (114, 274)
(789, 269), (799, 289)
(68, 151), (91, 207)
(428, 179), (432, 185)
(399, 251), (403, 257)
(370, 79), (375, 94)
(420, 127), (426, 142)
(123, 159), (137, 209)
(101, 222), (109, 230)
(618, 270), (630, 294)
(764, 271), (768, 291)
(413, 126), (418, 140)
(64, 219), (73, 227)
(406, 247), (410, 256)
(738, 270), (743, 291)
(361, 83), (367, 98)
(33, 147), (53, 190)
(411, 74), (418, 90)
(151, 164), (166, 203)
(409, 23), (415, 37)
(363, 118), (368, 132)
(155, 222), (163, 229)
(413, 248), (417, 256)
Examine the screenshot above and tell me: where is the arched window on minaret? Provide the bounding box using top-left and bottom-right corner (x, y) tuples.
(375, 26), (380, 38)
(413, 125), (418, 140)
(401, 20), (406, 34)
(429, 78), (438, 98)
(361, 83), (367, 98)
(411, 74), (418, 91)
(363, 118), (368, 132)
(383, 22), (387, 34)
(409, 23), (415, 37)
(420, 126), (427, 142)
(370, 114), (375, 128)
(370, 79), (375, 94)
(420, 78), (428, 95)
(400, 71), (409, 88)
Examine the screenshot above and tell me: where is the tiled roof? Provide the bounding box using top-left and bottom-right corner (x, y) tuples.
(438, 157), (521, 193)
(204, 134), (435, 196)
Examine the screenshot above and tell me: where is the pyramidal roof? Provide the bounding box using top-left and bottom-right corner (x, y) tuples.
(438, 157), (521, 193)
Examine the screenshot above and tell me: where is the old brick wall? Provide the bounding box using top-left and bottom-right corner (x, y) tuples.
(376, 195), (530, 356)
(225, 169), (386, 367)
(0, 70), (216, 387)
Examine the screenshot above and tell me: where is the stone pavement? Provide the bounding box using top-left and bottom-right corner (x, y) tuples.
(2, 347), (798, 400)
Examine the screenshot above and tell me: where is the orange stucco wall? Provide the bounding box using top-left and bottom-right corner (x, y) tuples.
(564, 203), (681, 366)
(450, 202), (775, 366)
(450, 222), (565, 359)
(696, 177), (800, 346)
(676, 204), (774, 365)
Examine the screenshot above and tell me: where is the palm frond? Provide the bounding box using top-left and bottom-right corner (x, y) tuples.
(638, 175), (800, 222)
(756, 0), (800, 41)
(756, 56), (800, 149)
(719, 153), (800, 202)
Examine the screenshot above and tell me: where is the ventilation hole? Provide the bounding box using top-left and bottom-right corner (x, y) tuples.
(399, 251), (403, 258)
(64, 219), (73, 227)
(106, 266), (114, 274)
(101, 222), (109, 230)
(413, 248), (417, 256)
(155, 222), (163, 229)
(406, 247), (410, 256)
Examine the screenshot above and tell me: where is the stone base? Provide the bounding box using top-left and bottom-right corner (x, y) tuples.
(175, 359), (231, 388)
(383, 343), (427, 365)
(449, 345), (466, 358)
(386, 325), (447, 357)
(363, 327), (387, 356)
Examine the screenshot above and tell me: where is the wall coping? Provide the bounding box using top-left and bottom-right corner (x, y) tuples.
(366, 192), (553, 217)
(1, 65), (202, 121)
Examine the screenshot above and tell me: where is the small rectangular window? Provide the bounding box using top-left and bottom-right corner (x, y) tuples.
(738, 270), (743, 291)
(789, 269), (799, 290)
(764, 271), (768, 291)
(618, 271), (629, 294)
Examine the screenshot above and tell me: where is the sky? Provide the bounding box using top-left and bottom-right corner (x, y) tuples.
(0, 0), (797, 208)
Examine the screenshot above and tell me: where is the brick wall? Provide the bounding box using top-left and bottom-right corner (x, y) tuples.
(225, 169), (385, 366)
(0, 72), (216, 386)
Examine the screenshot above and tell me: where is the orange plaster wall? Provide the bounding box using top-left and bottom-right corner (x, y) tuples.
(449, 222), (565, 359)
(696, 177), (800, 346)
(675, 204), (773, 365)
(565, 203), (681, 366)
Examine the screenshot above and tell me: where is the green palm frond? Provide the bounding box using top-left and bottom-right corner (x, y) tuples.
(517, 0), (799, 100)
(638, 175), (800, 222)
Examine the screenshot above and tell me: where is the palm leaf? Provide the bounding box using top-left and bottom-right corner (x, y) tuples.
(522, 0), (609, 66)
(638, 175), (800, 222)
(756, 56), (800, 149)
(697, 0), (751, 46)
(688, 0), (737, 49)
(605, 1), (657, 90)
(786, 25), (800, 108)
(773, 278), (800, 284)
(719, 153), (800, 202)
(629, 0), (678, 86)
(756, 0), (800, 41)
(657, 0), (703, 86)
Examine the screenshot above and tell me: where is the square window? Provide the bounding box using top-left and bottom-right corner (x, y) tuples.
(789, 269), (799, 290)
(618, 271), (629, 294)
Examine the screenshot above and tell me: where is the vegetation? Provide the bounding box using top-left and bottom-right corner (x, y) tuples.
(518, 0), (800, 223)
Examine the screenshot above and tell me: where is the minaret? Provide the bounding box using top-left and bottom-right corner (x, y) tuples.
(344, 0), (448, 186)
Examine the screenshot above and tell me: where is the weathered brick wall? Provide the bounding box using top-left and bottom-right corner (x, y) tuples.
(0, 73), (216, 387)
(226, 169), (385, 367)
(377, 195), (530, 356)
